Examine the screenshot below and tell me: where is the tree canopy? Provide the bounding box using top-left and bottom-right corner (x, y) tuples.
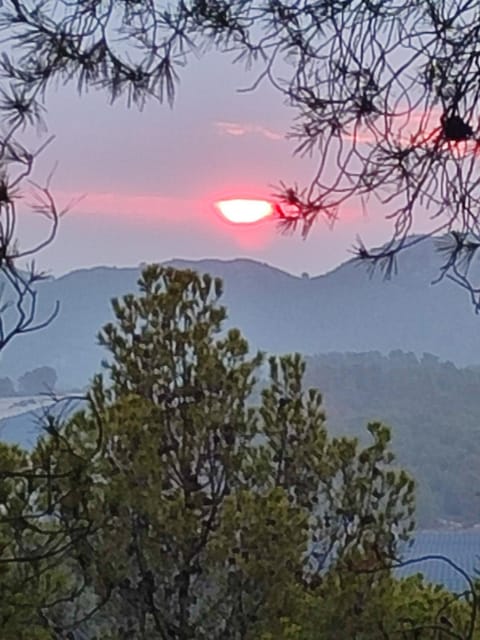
(0, 265), (476, 638)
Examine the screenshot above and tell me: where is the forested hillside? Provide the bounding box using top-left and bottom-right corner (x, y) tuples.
(304, 351), (480, 527)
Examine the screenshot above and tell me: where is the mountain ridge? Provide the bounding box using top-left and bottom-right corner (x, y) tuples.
(1, 236), (479, 388)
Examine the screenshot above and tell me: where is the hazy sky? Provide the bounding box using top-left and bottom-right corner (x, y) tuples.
(17, 51), (405, 278)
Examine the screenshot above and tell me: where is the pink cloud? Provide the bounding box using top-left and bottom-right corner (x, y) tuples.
(215, 120), (284, 141)
(37, 189), (275, 252)
(49, 190), (201, 224)
(342, 106), (444, 146)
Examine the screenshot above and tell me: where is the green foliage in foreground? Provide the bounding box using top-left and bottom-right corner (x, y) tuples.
(261, 571), (477, 640)
(0, 266), (477, 638)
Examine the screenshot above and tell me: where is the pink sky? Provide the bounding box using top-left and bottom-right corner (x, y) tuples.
(16, 52), (405, 278)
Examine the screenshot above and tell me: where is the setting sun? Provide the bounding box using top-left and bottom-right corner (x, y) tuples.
(215, 199), (274, 224)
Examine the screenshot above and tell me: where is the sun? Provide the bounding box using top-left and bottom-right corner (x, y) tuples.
(215, 199), (274, 224)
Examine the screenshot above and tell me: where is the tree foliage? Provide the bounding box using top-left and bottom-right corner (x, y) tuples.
(0, 264), (470, 638)
(0, 138), (63, 352)
(0, 440), (83, 639)
(260, 571), (478, 640)
(0, 266), (476, 637)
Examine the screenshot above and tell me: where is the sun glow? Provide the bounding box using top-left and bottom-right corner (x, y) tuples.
(215, 199), (274, 224)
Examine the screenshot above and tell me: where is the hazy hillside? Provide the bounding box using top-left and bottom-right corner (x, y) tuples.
(3, 349), (480, 527)
(1, 236), (480, 389)
(304, 351), (480, 527)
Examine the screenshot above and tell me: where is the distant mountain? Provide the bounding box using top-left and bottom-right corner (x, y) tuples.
(1, 236), (479, 389)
